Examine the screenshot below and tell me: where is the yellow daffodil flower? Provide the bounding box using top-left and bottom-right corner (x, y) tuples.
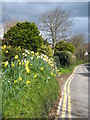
(8, 45), (11, 48)
(25, 60), (29, 66)
(14, 80), (17, 84)
(59, 72), (61, 75)
(18, 59), (20, 62)
(51, 72), (53, 76)
(31, 51), (34, 55)
(4, 61), (8, 67)
(14, 55), (19, 59)
(11, 63), (14, 67)
(22, 62), (24, 65)
(40, 67), (43, 71)
(30, 64), (32, 66)
(19, 62), (21, 65)
(19, 77), (22, 81)
(34, 74), (38, 78)
(26, 68), (30, 73)
(26, 80), (30, 85)
(2, 45), (6, 50)
(25, 65), (29, 70)
(6, 50), (8, 53)
(18, 46), (21, 49)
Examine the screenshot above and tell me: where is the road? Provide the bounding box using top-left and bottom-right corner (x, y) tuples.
(56, 64), (89, 118)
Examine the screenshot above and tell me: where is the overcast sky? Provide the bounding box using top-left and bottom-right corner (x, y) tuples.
(0, 1), (89, 42)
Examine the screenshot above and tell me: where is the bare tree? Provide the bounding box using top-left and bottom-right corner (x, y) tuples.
(69, 34), (87, 53)
(69, 34), (88, 60)
(3, 20), (18, 33)
(40, 7), (72, 53)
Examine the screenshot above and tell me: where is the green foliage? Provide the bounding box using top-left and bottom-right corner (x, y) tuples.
(2, 45), (24, 62)
(54, 51), (73, 67)
(58, 59), (86, 74)
(54, 56), (60, 67)
(55, 40), (75, 54)
(3, 21), (43, 52)
(39, 44), (53, 57)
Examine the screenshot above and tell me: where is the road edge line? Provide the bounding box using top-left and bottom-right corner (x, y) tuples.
(56, 65), (79, 118)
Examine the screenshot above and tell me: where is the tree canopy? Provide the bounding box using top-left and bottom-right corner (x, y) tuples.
(3, 21), (43, 52)
(55, 40), (75, 54)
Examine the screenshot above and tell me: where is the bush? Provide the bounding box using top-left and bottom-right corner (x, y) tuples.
(55, 40), (75, 54)
(39, 44), (53, 57)
(71, 55), (76, 64)
(54, 56), (60, 67)
(3, 21), (43, 52)
(54, 51), (73, 67)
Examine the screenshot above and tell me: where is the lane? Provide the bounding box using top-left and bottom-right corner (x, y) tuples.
(56, 64), (88, 118)
(70, 64), (88, 118)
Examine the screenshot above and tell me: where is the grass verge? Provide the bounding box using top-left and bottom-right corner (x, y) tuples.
(2, 48), (60, 118)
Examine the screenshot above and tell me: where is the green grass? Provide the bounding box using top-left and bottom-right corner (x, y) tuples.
(2, 49), (59, 118)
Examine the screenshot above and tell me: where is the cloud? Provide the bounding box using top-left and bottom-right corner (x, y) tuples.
(2, 2), (88, 23)
(1, 2), (88, 41)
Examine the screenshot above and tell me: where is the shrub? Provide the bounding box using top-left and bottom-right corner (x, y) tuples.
(55, 40), (75, 54)
(54, 51), (73, 67)
(39, 44), (53, 57)
(3, 21), (43, 52)
(71, 55), (76, 64)
(54, 56), (60, 67)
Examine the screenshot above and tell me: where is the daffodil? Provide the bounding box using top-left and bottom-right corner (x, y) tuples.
(18, 46), (21, 49)
(51, 72), (53, 76)
(59, 72), (61, 75)
(8, 45), (11, 48)
(34, 74), (38, 78)
(19, 77), (22, 81)
(25, 65), (29, 70)
(22, 62), (24, 65)
(26, 68), (30, 73)
(30, 64), (32, 66)
(31, 51), (34, 55)
(56, 69), (58, 72)
(54, 74), (56, 77)
(14, 80), (17, 84)
(26, 80), (30, 85)
(2, 45), (6, 50)
(19, 62), (21, 65)
(11, 63), (14, 67)
(40, 67), (43, 71)
(6, 50), (8, 53)
(14, 55), (18, 59)
(4, 61), (8, 67)
(25, 60), (29, 66)
(18, 59), (20, 62)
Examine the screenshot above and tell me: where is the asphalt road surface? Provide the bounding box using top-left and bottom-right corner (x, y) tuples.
(57, 64), (89, 118)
